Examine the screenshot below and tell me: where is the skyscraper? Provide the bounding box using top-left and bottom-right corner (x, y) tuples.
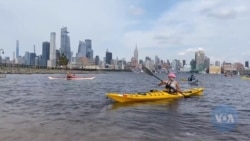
(30, 53), (36, 66)
(195, 50), (205, 70)
(25, 51), (30, 65)
(134, 45), (138, 64)
(60, 27), (71, 62)
(182, 60), (186, 67)
(85, 39), (93, 59)
(16, 40), (19, 58)
(215, 61), (220, 66)
(106, 49), (112, 65)
(95, 55), (100, 65)
(76, 41), (86, 58)
(47, 32), (56, 67)
(245, 61), (249, 68)
(42, 41), (50, 66)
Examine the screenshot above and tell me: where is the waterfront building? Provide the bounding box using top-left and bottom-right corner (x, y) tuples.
(76, 41), (86, 58)
(105, 49), (112, 65)
(85, 39), (93, 59)
(215, 61), (220, 66)
(209, 65), (221, 74)
(47, 32), (56, 67)
(16, 40), (19, 58)
(30, 53), (36, 66)
(25, 52), (30, 65)
(195, 50), (205, 71)
(134, 45), (138, 65)
(42, 41), (50, 67)
(245, 61), (249, 68)
(182, 60), (186, 67)
(60, 27), (71, 62)
(95, 55), (100, 65)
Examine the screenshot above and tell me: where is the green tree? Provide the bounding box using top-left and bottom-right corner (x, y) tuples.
(58, 53), (69, 67)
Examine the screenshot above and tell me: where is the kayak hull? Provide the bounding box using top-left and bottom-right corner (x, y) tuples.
(106, 88), (204, 103)
(188, 79), (199, 85)
(48, 76), (95, 80)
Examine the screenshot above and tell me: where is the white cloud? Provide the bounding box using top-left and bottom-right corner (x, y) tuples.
(1, 0), (250, 64)
(177, 47), (205, 56)
(128, 5), (144, 16)
(122, 0), (250, 63)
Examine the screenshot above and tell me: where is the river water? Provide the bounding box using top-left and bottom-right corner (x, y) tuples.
(0, 72), (249, 141)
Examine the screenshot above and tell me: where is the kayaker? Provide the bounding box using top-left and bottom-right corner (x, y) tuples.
(158, 73), (183, 94)
(66, 71), (73, 78)
(188, 73), (196, 81)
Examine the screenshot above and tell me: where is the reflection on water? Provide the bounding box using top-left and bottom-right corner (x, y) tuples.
(0, 73), (249, 141)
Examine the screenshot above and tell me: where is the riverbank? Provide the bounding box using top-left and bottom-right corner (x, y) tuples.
(0, 67), (132, 74)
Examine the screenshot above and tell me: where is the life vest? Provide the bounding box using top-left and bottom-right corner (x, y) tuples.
(165, 80), (177, 93)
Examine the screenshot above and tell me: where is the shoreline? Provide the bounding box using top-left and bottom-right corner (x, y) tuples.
(0, 67), (132, 74)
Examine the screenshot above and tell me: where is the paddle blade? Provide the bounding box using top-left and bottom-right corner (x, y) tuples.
(142, 66), (163, 81)
(142, 66), (154, 76)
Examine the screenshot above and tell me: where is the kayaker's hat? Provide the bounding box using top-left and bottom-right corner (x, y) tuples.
(168, 73), (176, 78)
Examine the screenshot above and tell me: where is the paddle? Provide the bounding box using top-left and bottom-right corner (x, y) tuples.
(142, 66), (189, 98)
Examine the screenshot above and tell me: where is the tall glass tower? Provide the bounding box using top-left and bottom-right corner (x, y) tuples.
(42, 41), (50, 66)
(16, 40), (19, 57)
(60, 27), (71, 62)
(85, 39), (93, 59)
(134, 45), (138, 64)
(47, 32), (56, 67)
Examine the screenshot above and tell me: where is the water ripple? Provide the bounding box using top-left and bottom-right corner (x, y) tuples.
(0, 73), (249, 141)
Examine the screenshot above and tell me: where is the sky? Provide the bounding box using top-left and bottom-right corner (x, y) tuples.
(1, 0), (250, 64)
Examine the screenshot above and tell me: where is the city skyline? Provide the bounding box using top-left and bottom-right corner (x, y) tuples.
(1, 0), (250, 63)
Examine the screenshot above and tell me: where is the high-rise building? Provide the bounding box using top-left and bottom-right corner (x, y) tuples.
(182, 60), (186, 67)
(56, 49), (60, 66)
(60, 27), (71, 62)
(47, 32), (56, 67)
(195, 50), (205, 70)
(85, 39), (93, 59)
(95, 55), (100, 65)
(16, 40), (19, 57)
(42, 41), (50, 66)
(190, 59), (196, 70)
(155, 56), (160, 66)
(76, 41), (86, 58)
(34, 45), (36, 54)
(215, 61), (220, 66)
(30, 53), (36, 66)
(134, 45), (138, 64)
(105, 49), (112, 65)
(245, 61), (249, 68)
(25, 51), (30, 65)
(204, 56), (210, 69)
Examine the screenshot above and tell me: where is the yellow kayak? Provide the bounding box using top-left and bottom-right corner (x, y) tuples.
(106, 88), (204, 103)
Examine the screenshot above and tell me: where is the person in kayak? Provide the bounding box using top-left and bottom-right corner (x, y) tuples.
(66, 71), (76, 78)
(188, 73), (196, 81)
(158, 73), (183, 94)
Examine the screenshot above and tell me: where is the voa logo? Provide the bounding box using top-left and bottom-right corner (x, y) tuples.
(211, 105), (238, 132)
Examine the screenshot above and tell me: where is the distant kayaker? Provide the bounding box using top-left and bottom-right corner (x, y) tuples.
(66, 71), (76, 78)
(158, 73), (183, 94)
(188, 74), (196, 81)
